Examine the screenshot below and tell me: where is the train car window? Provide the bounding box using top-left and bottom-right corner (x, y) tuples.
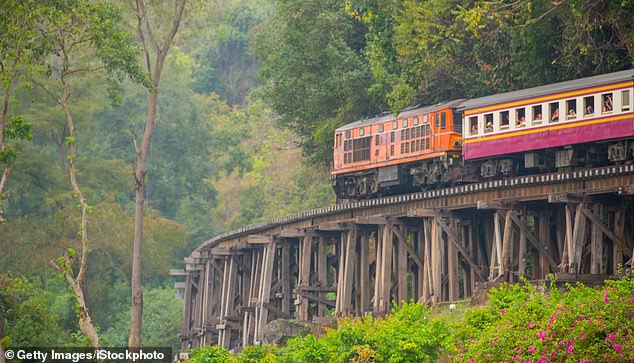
(426, 138), (430, 149)
(484, 113), (493, 132)
(413, 117), (419, 126)
(622, 90), (630, 111)
(566, 99), (577, 119)
(549, 102), (559, 122)
(375, 135), (380, 146)
(602, 93), (613, 113)
(390, 145), (394, 156)
(469, 116), (478, 135)
(440, 112), (447, 129)
(392, 121), (398, 129)
(453, 111), (462, 133)
(583, 96), (594, 116)
(435, 114), (439, 128)
(390, 131), (395, 143)
(403, 119), (408, 128)
(516, 108), (525, 127)
(359, 128), (365, 136)
(533, 105), (543, 123)
(500, 111), (509, 129)
(346, 130), (351, 139)
(378, 124), (384, 133)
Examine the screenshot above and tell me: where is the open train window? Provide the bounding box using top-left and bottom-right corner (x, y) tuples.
(500, 111), (509, 129)
(566, 99), (577, 119)
(516, 108), (525, 127)
(469, 116), (478, 135)
(602, 93), (613, 113)
(584, 96), (594, 116)
(532, 105), (543, 123)
(484, 113), (493, 133)
(622, 90), (631, 111)
(549, 102), (559, 122)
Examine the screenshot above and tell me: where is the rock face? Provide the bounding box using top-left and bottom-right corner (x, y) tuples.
(261, 319), (311, 345)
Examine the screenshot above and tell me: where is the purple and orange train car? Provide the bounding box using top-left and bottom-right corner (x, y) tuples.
(332, 70), (634, 199)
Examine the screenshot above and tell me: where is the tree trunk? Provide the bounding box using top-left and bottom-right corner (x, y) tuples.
(129, 0), (186, 348)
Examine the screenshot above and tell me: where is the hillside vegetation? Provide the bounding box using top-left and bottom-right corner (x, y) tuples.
(1, 0), (633, 353)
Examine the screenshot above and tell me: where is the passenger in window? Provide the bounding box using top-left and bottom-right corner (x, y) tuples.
(485, 121), (493, 132)
(551, 108), (559, 121)
(516, 116), (525, 127)
(471, 124), (478, 134)
(585, 105), (593, 115)
(603, 95), (613, 112)
(535, 113), (542, 121)
(568, 109), (576, 118)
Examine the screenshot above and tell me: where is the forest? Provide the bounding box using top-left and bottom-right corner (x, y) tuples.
(1, 0), (633, 359)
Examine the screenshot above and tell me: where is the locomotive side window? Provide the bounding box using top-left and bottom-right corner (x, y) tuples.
(602, 93), (613, 113)
(584, 96), (595, 116)
(566, 99), (577, 119)
(346, 130), (351, 139)
(413, 116), (419, 126)
(440, 112), (446, 129)
(392, 121), (398, 129)
(401, 144), (405, 154)
(359, 128), (365, 136)
(403, 119), (408, 128)
(484, 113), (493, 133)
(401, 129), (405, 141)
(390, 131), (395, 143)
(416, 139), (420, 151)
(426, 138), (430, 149)
(390, 145), (394, 156)
(500, 110), (509, 129)
(469, 116), (478, 135)
(405, 128), (410, 140)
(375, 135), (380, 146)
(549, 102), (559, 122)
(622, 90), (630, 111)
(405, 142), (409, 153)
(410, 141), (415, 152)
(516, 108), (525, 127)
(532, 105), (543, 123)
(378, 124), (384, 133)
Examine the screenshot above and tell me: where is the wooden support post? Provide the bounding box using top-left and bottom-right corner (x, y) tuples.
(590, 205), (604, 274)
(572, 203), (587, 274)
(359, 232), (370, 313)
(431, 218), (442, 304)
(422, 219), (432, 304)
(373, 226), (384, 312)
(180, 272), (193, 351)
(501, 210), (513, 282)
(379, 223), (393, 312)
(281, 242), (291, 315)
(298, 234), (312, 321)
(613, 207), (626, 274)
(447, 219), (459, 301)
(340, 226), (357, 314)
(317, 236), (328, 316)
(255, 243), (275, 343)
(468, 222), (476, 297)
(416, 227), (425, 301)
(490, 212), (501, 281)
(397, 226), (408, 305)
(219, 256), (237, 349)
(518, 213), (527, 279)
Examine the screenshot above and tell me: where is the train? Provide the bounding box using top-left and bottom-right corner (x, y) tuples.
(331, 69), (634, 199)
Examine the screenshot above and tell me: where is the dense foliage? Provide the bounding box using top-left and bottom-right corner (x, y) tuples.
(184, 279), (634, 362)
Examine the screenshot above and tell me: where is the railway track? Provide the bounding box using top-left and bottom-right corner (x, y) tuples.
(195, 163), (634, 252)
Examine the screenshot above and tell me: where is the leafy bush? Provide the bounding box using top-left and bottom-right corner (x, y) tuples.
(187, 345), (231, 363)
(457, 278), (634, 363)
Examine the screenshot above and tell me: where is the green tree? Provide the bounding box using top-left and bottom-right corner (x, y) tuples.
(256, 0), (377, 165)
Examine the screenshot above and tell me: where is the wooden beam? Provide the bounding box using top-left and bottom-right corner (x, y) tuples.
(247, 235), (274, 245)
(359, 233), (370, 313)
(580, 205), (626, 249)
(434, 213), (485, 282)
(407, 208), (437, 217)
(356, 215), (388, 225)
(477, 200), (512, 209)
(501, 210), (513, 282)
(505, 211), (559, 271)
(548, 193), (583, 203)
(318, 222), (349, 231)
(277, 229), (305, 238)
(297, 233), (313, 321)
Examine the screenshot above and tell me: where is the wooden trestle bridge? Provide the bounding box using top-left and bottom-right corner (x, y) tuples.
(173, 165), (634, 351)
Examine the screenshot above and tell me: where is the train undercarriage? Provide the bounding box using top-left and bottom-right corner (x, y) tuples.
(332, 139), (634, 200)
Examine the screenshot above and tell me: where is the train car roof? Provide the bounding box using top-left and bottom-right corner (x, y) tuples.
(336, 99), (467, 132)
(460, 69), (634, 111)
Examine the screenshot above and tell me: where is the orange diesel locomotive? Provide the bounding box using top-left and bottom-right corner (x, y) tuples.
(331, 100), (465, 198)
